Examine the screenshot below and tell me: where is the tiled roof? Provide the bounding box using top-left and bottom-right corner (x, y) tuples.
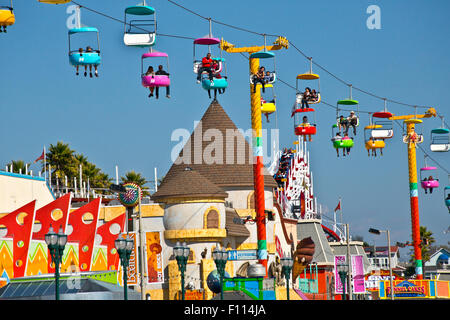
(364, 246), (399, 255)
(152, 167), (228, 201)
(225, 208), (250, 238)
(297, 220), (335, 265)
(161, 101), (278, 190)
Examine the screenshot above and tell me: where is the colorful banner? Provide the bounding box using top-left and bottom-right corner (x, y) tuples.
(146, 231), (163, 284)
(96, 213), (125, 272)
(351, 255), (365, 294)
(1, 197), (124, 281)
(32, 194), (71, 274)
(123, 232), (138, 286)
(0, 200), (36, 278)
(67, 198), (101, 272)
(334, 255), (347, 294)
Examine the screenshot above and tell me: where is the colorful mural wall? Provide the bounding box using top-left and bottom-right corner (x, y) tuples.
(0, 195), (126, 282)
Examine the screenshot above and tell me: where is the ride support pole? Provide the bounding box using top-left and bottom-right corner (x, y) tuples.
(249, 56), (267, 275)
(406, 122), (423, 280)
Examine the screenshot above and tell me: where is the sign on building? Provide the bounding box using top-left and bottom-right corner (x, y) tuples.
(123, 232), (138, 286)
(227, 249), (258, 261)
(146, 231), (164, 284)
(334, 255), (366, 294)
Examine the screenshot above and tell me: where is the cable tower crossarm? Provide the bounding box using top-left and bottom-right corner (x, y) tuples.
(388, 108), (437, 121)
(220, 36), (289, 54)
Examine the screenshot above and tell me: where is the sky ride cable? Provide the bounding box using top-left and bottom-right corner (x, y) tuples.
(166, 0), (279, 37)
(288, 41), (429, 110)
(71, 0), (439, 114)
(70, 1), (195, 40)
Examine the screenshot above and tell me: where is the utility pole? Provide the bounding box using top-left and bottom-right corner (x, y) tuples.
(138, 189), (146, 300)
(346, 224), (353, 300)
(387, 230), (394, 300)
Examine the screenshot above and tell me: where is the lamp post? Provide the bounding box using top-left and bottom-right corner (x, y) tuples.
(174, 241), (190, 300)
(45, 226), (67, 300)
(212, 244), (228, 300)
(115, 235), (134, 300)
(280, 255), (294, 300)
(336, 261), (348, 300)
(369, 228), (394, 300)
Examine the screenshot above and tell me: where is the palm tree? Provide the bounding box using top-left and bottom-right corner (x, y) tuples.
(418, 226), (435, 262)
(46, 141), (76, 183)
(96, 172), (112, 189)
(121, 170), (149, 196)
(74, 153), (89, 167)
(6, 160), (30, 174)
(406, 226), (436, 277)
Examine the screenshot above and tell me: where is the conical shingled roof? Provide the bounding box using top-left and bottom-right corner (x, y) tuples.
(152, 167), (228, 201)
(158, 100), (277, 190)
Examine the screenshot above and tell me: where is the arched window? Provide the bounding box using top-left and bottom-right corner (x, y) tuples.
(247, 191), (255, 209)
(205, 209), (219, 229)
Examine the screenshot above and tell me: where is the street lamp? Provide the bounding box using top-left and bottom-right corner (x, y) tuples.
(174, 241), (190, 300)
(115, 234), (134, 300)
(280, 255), (294, 300)
(336, 261), (348, 300)
(369, 227), (394, 300)
(212, 244), (228, 300)
(45, 226), (67, 300)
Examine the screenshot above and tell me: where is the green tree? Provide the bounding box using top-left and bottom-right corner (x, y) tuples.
(6, 160), (30, 174)
(406, 226), (435, 278)
(46, 141), (76, 183)
(121, 170), (149, 196)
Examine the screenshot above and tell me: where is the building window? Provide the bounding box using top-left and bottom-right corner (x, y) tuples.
(205, 209), (219, 229)
(247, 191), (255, 210)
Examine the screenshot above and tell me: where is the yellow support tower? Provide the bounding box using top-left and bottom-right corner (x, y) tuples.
(389, 107), (436, 280)
(220, 36), (288, 275)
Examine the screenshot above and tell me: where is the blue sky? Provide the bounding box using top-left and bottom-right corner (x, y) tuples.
(1, 0), (449, 258)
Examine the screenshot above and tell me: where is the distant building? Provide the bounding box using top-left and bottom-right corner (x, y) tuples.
(424, 248), (450, 281)
(364, 245), (404, 274)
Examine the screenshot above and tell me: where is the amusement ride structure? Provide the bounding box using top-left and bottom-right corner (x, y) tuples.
(1, 1), (449, 294)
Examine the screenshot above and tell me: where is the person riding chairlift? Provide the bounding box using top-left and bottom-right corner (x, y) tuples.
(343, 132), (352, 156)
(424, 176), (435, 194)
(347, 111), (358, 135)
(301, 87), (311, 109)
(155, 64), (171, 99)
(331, 132), (342, 157)
(301, 116), (312, 142)
(367, 137), (383, 157)
(84, 46), (99, 78)
(338, 115), (349, 134)
(197, 52), (214, 84)
(145, 66), (156, 98)
(252, 66), (266, 93)
(310, 89), (318, 102)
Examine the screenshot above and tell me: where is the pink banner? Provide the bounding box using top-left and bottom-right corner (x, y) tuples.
(334, 255), (346, 294)
(351, 255), (366, 294)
